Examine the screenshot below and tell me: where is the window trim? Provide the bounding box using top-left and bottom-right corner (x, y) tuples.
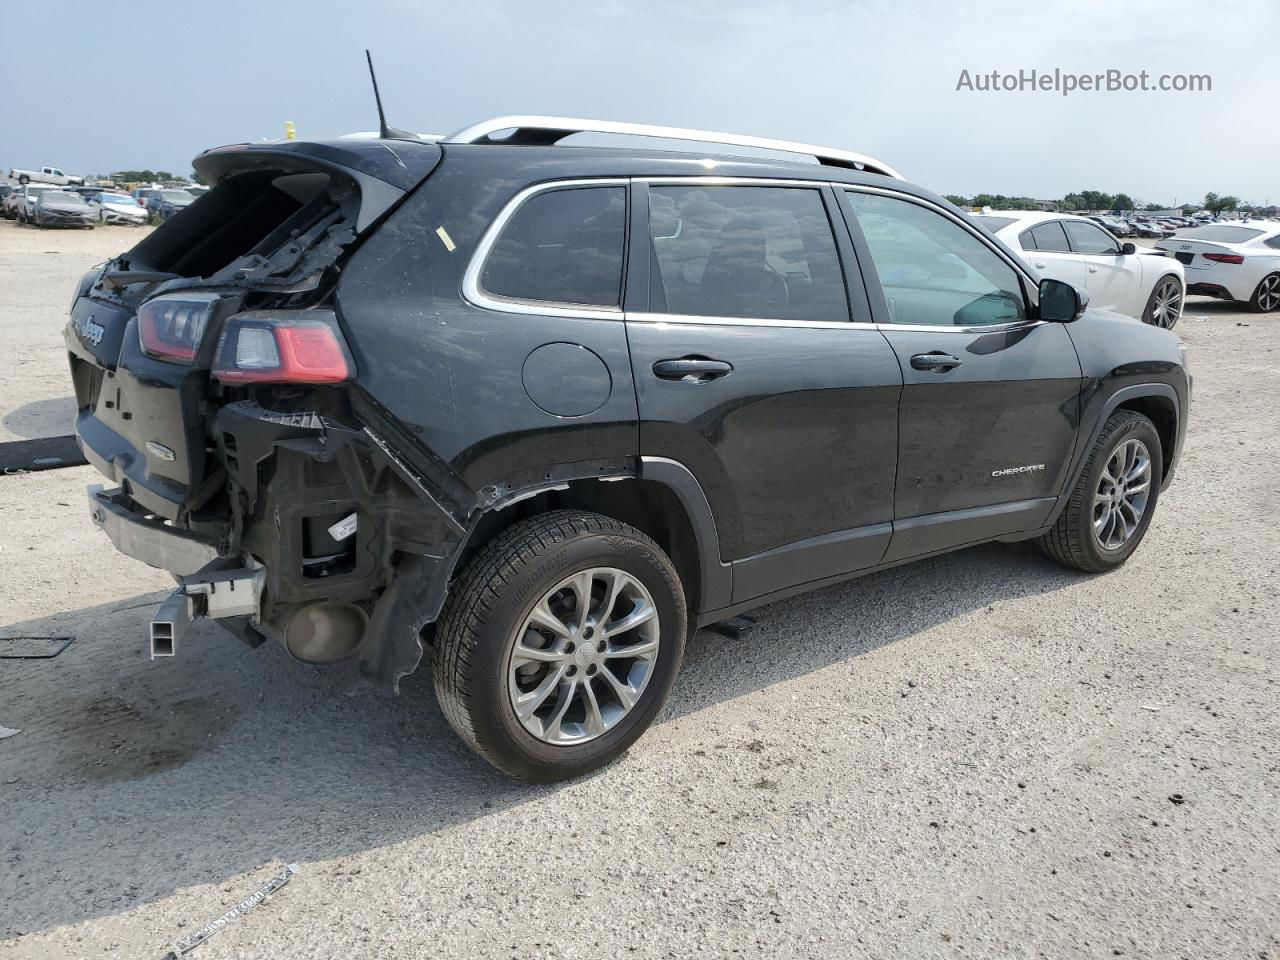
(639, 177), (867, 328)
(840, 184), (1043, 333)
(463, 177), (630, 320)
(1028, 219), (1073, 254)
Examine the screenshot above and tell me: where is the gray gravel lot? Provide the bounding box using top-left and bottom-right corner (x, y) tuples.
(0, 221), (1277, 959)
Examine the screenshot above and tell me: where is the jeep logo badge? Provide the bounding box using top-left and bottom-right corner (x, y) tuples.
(81, 315), (105, 347)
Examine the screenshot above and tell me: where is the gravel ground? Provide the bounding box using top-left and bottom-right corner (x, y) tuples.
(0, 218), (152, 443)
(1, 223), (1277, 959)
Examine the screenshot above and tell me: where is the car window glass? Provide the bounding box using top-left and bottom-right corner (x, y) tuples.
(481, 186), (626, 307)
(1019, 228), (1038, 250)
(1265, 235), (1280, 250)
(844, 191), (1026, 327)
(1064, 220), (1120, 255)
(1028, 221), (1071, 253)
(646, 185), (849, 323)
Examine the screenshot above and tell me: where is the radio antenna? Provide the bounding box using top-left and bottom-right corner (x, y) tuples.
(365, 50), (415, 140)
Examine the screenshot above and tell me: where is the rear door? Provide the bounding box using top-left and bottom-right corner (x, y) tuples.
(840, 188), (1083, 562)
(625, 180), (902, 604)
(1020, 220), (1090, 293)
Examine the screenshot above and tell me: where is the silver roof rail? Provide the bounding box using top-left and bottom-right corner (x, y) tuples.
(443, 116), (903, 180)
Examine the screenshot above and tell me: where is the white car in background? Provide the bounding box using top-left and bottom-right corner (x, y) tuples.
(89, 191), (148, 225)
(973, 210), (1185, 328)
(1156, 223), (1280, 313)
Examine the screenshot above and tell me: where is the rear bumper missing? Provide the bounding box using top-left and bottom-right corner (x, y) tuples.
(87, 484), (221, 576)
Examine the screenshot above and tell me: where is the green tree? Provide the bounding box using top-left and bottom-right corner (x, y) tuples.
(943, 194), (969, 207)
(1204, 192), (1239, 215)
(1079, 190), (1113, 211)
(1111, 193), (1135, 212)
(1060, 193), (1086, 211)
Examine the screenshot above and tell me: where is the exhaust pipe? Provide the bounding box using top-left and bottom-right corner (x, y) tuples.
(151, 590), (193, 659)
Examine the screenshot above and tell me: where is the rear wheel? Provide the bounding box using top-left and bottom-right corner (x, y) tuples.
(18, 174), (29, 185)
(433, 510), (687, 782)
(1248, 273), (1280, 313)
(1141, 275), (1183, 328)
(1038, 410), (1162, 573)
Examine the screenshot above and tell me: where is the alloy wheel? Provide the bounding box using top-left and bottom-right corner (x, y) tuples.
(507, 567), (660, 746)
(1257, 275), (1280, 312)
(1093, 438), (1152, 550)
(1149, 278), (1183, 328)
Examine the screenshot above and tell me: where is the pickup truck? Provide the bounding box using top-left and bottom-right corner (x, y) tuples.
(7, 165), (84, 186)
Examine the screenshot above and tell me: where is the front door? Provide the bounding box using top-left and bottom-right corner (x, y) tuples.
(840, 188), (1084, 562)
(1062, 219), (1135, 315)
(625, 181), (902, 604)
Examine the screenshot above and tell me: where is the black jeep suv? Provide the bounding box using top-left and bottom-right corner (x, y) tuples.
(67, 117), (1189, 781)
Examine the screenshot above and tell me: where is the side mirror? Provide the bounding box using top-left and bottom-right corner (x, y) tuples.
(1038, 278), (1089, 322)
(1120, 242), (1136, 255)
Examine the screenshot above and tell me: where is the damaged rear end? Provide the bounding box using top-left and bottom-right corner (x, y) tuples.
(68, 137), (457, 688)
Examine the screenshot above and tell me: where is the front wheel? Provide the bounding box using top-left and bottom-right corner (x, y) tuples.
(1142, 275), (1183, 328)
(433, 510), (687, 782)
(1038, 410), (1162, 572)
(1248, 273), (1280, 313)
(18, 175), (29, 185)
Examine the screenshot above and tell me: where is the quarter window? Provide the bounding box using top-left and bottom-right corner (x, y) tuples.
(1028, 221), (1072, 253)
(480, 186), (626, 308)
(1063, 220), (1120, 255)
(844, 191), (1027, 327)
(647, 185), (849, 323)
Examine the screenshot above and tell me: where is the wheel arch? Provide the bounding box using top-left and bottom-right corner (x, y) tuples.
(449, 460), (730, 620)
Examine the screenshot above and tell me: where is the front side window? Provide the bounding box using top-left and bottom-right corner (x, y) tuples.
(647, 185), (849, 323)
(480, 186), (626, 308)
(844, 191), (1027, 327)
(1063, 220), (1120, 255)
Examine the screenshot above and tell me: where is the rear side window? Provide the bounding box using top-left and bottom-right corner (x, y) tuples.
(1063, 220), (1120, 255)
(1028, 221), (1072, 253)
(481, 186), (626, 307)
(647, 185), (849, 323)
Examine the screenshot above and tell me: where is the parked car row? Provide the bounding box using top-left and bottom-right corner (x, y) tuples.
(1086, 213), (1218, 239)
(2, 178), (206, 227)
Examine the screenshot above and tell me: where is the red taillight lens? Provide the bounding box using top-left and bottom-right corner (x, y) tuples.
(137, 295), (219, 363)
(213, 314), (352, 384)
(1203, 253), (1244, 264)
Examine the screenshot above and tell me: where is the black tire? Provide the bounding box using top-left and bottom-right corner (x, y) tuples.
(1247, 273), (1280, 313)
(433, 510), (687, 782)
(18, 174), (29, 185)
(1141, 274), (1183, 329)
(1038, 410), (1163, 573)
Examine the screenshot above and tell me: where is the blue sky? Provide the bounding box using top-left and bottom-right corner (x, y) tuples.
(2, 0), (1275, 205)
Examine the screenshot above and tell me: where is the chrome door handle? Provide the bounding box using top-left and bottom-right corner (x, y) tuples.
(909, 352), (962, 373)
(653, 358), (733, 383)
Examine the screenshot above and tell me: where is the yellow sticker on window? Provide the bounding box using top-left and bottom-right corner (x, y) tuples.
(435, 226), (456, 252)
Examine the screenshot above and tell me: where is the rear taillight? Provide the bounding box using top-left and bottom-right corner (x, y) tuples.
(213, 312), (352, 385)
(1203, 253), (1244, 264)
(137, 294), (221, 363)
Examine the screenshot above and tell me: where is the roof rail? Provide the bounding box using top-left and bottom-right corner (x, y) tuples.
(442, 116), (903, 180)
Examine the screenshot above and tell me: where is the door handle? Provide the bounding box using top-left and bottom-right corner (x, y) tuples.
(1033, 262), (1047, 269)
(1088, 266), (1099, 273)
(909, 352), (962, 373)
(653, 358), (733, 383)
